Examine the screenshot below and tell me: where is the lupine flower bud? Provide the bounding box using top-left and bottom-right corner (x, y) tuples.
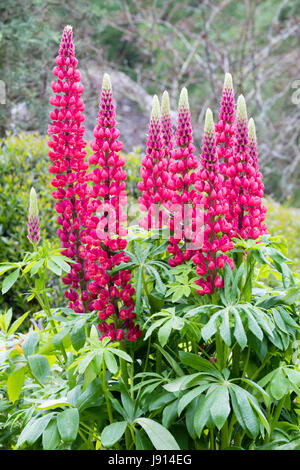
(161, 90), (174, 152)
(27, 187), (40, 245)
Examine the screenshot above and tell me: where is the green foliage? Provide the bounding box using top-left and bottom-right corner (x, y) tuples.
(0, 134), (300, 451)
(266, 197), (300, 270)
(0, 230), (300, 450)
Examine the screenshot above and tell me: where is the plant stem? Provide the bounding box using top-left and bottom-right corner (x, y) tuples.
(220, 420), (229, 449)
(215, 333), (224, 371)
(242, 346), (251, 378)
(101, 360), (114, 425)
(265, 397), (285, 443)
(210, 428), (215, 450)
(156, 348), (162, 375)
(232, 343), (240, 378)
(120, 342), (129, 387)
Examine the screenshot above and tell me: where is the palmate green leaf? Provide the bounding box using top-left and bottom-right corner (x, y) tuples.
(158, 320), (173, 347)
(272, 308), (290, 334)
(179, 351), (219, 374)
(73, 351), (95, 375)
(210, 385), (231, 430)
(242, 307), (264, 341)
(7, 311), (29, 336)
(144, 317), (167, 341)
(22, 331), (40, 358)
(47, 259), (62, 276)
(155, 344), (184, 377)
(232, 307), (247, 349)
(28, 354), (50, 384)
(178, 384), (211, 416)
(37, 398), (73, 410)
(50, 255), (71, 273)
(2, 268), (20, 294)
(135, 418), (180, 450)
(172, 286), (186, 302)
(201, 311), (220, 342)
(270, 368), (290, 400)
(219, 308), (231, 346)
(0, 263), (20, 276)
(57, 408), (79, 443)
(135, 266), (143, 315)
(7, 366), (26, 403)
(83, 360), (97, 390)
(230, 385), (260, 438)
(17, 413), (55, 447)
(135, 429), (153, 450)
(104, 350), (118, 375)
(42, 419), (60, 450)
(101, 421), (128, 448)
(29, 259), (44, 276)
(70, 319), (86, 351)
(162, 400), (178, 429)
(281, 287), (300, 305)
(109, 347), (133, 363)
(163, 373), (203, 393)
(148, 391), (175, 411)
(194, 389), (217, 437)
(247, 394), (270, 436)
(146, 264), (166, 294)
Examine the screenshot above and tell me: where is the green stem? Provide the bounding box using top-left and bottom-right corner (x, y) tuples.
(242, 346), (251, 378)
(232, 344), (240, 378)
(215, 334), (224, 371)
(250, 354), (269, 382)
(210, 428), (215, 450)
(156, 348), (162, 375)
(220, 420), (229, 449)
(265, 397), (285, 443)
(101, 360), (114, 425)
(142, 270), (150, 298)
(23, 270), (68, 362)
(120, 342), (129, 387)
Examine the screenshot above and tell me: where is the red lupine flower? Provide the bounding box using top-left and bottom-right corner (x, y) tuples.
(232, 96), (268, 239)
(138, 95), (171, 230)
(84, 73), (141, 342)
(167, 88), (198, 267)
(215, 73), (236, 230)
(192, 108), (234, 295)
(247, 117), (268, 237)
(48, 25), (89, 313)
(215, 73), (235, 168)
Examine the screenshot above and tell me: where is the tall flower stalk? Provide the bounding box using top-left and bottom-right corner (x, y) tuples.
(167, 88), (198, 267)
(233, 96), (267, 239)
(85, 73), (141, 342)
(161, 90), (174, 155)
(138, 95), (171, 230)
(192, 109), (234, 295)
(48, 25), (89, 313)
